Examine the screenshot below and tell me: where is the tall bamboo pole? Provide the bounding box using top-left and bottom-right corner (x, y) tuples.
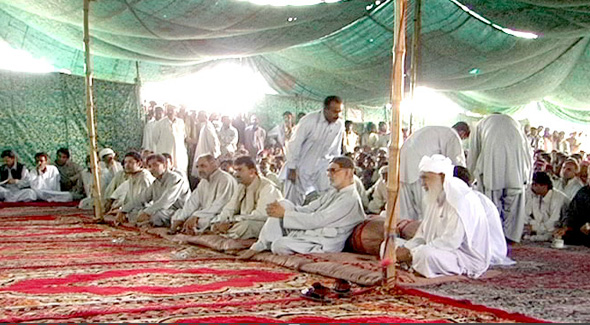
(83, 0), (103, 221)
(408, 0), (422, 134)
(383, 0), (407, 288)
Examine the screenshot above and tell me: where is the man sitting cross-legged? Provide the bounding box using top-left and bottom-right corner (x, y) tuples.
(115, 154), (189, 227)
(168, 154), (236, 235)
(108, 152), (154, 219)
(395, 154), (491, 279)
(210, 156), (283, 239)
(28, 152), (73, 202)
(239, 156), (365, 259)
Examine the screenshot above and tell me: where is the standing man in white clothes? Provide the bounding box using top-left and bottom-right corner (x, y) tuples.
(191, 111), (221, 178)
(152, 105), (189, 175)
(282, 96), (345, 206)
(398, 122), (470, 221)
(142, 106), (163, 151)
(468, 113), (532, 243)
(218, 116), (239, 157)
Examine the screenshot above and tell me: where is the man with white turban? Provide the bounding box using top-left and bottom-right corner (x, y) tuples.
(468, 114), (532, 243)
(395, 154), (491, 278)
(398, 122), (470, 221)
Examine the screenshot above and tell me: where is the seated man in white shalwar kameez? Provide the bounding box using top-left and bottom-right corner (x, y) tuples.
(116, 154), (190, 227)
(396, 155), (491, 278)
(107, 152), (154, 218)
(210, 156), (283, 239)
(239, 156), (366, 258)
(27, 152), (73, 202)
(168, 154), (236, 235)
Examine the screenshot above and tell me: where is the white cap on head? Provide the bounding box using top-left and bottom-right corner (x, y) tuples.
(99, 148), (115, 158)
(418, 154), (453, 177)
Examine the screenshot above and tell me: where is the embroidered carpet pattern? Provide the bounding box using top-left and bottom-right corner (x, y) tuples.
(0, 206), (544, 323)
(423, 242), (590, 323)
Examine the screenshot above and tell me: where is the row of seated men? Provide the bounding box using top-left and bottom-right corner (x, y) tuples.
(99, 150), (518, 279)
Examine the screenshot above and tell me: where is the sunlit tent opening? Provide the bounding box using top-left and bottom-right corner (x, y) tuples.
(141, 63), (277, 116)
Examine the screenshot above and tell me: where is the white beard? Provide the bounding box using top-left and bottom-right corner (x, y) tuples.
(423, 181), (444, 208)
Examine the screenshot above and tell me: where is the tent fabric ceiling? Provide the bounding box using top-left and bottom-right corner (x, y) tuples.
(1, 0), (590, 122)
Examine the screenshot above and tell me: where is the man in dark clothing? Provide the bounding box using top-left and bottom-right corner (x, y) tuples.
(554, 185), (590, 247)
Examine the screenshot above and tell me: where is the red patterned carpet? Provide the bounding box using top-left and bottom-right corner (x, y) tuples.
(0, 206), (545, 323)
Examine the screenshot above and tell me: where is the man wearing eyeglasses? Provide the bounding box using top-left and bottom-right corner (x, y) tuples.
(239, 156), (365, 258)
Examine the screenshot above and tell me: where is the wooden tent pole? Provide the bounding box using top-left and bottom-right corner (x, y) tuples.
(83, 0), (104, 221)
(408, 0), (422, 134)
(383, 0), (407, 288)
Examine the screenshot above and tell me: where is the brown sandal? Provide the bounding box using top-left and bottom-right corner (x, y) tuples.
(300, 282), (331, 302)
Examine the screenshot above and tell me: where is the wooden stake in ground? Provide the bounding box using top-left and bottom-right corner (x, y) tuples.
(83, 0), (104, 221)
(383, 0), (408, 288)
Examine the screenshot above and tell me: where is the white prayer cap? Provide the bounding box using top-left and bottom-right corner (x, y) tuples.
(99, 148), (115, 158)
(418, 154), (453, 176)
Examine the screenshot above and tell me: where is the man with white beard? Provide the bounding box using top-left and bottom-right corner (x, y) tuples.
(282, 96), (345, 205)
(468, 113), (532, 243)
(398, 122), (470, 221)
(396, 155), (491, 278)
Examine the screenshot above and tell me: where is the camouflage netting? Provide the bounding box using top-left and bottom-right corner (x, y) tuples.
(1, 0), (590, 122)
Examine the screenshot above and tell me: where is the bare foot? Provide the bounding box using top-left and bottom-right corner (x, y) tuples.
(236, 249), (259, 260)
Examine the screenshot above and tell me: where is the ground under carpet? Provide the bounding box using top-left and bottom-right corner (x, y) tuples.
(423, 241), (590, 323)
(0, 206), (543, 323)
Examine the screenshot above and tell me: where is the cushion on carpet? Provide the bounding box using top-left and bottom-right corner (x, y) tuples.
(300, 262), (382, 286)
(185, 234), (256, 252)
(251, 252), (312, 270)
(346, 216), (384, 255)
(397, 219), (421, 240)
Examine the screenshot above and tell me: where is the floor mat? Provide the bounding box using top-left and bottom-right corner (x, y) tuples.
(0, 206), (545, 323)
(423, 241), (590, 323)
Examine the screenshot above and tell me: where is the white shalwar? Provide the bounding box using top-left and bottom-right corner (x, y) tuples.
(28, 165), (73, 202)
(282, 111), (344, 205)
(474, 191), (514, 265)
(468, 114), (532, 242)
(403, 177), (491, 278)
(142, 118), (157, 151)
(171, 169), (236, 230)
(524, 189), (570, 241)
(399, 126), (466, 221)
(153, 117), (189, 174)
(191, 121), (221, 177)
(211, 176), (283, 239)
(251, 184), (366, 255)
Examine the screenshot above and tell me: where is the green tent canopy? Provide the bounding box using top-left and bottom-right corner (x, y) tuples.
(1, 0), (590, 122)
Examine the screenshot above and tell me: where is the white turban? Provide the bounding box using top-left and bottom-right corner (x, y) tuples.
(418, 154), (453, 177)
(99, 148), (115, 158)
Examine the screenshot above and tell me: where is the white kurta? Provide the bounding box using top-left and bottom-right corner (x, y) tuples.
(468, 114), (532, 242)
(29, 165), (73, 202)
(212, 176), (283, 239)
(191, 121), (221, 177)
(474, 191), (514, 266)
(282, 111), (344, 205)
(353, 175), (369, 209)
(171, 169), (236, 230)
(251, 184), (366, 255)
(343, 131), (359, 154)
(218, 125), (238, 156)
(153, 117), (189, 174)
(368, 178), (388, 214)
(524, 188), (569, 241)
(0, 165), (34, 202)
(142, 118), (157, 151)
(111, 169), (154, 209)
(555, 178), (584, 200)
(399, 126), (466, 220)
(403, 178), (491, 278)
